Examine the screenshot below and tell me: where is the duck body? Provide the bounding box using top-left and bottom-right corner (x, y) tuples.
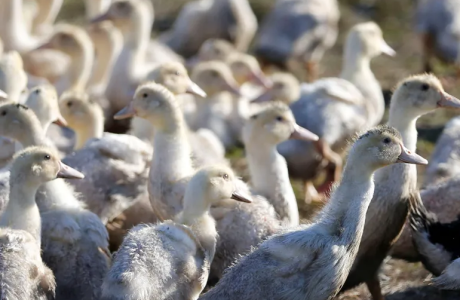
(254, 0), (339, 69)
(416, 0), (460, 71)
(161, 0), (257, 58)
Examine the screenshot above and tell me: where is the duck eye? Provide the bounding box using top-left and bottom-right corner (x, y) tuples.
(174, 71), (180, 76)
(383, 137), (392, 144)
(142, 93), (148, 98)
(44, 155), (50, 160)
(276, 116), (284, 122)
(421, 84), (429, 91)
(35, 89), (41, 95)
(67, 101), (73, 108)
(1, 111), (6, 116)
(250, 114), (258, 120)
(222, 174), (229, 180)
(209, 70), (218, 78)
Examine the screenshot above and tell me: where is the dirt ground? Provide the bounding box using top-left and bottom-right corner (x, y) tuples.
(59, 0), (460, 299)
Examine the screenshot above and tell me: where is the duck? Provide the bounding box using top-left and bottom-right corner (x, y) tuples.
(0, 102), (111, 300)
(242, 102), (319, 227)
(190, 60), (243, 148)
(422, 116), (460, 187)
(265, 22), (395, 203)
(340, 74), (460, 300)
(160, 0), (257, 58)
(101, 165), (252, 300)
(187, 38), (236, 68)
(0, 146), (83, 300)
(0, 0), (70, 82)
(92, 0), (182, 116)
(254, 0), (340, 81)
(409, 191), (460, 290)
(415, 0), (460, 73)
(36, 24), (94, 95)
(200, 126), (428, 300)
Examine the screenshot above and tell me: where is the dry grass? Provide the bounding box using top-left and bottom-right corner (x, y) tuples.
(58, 0), (460, 298)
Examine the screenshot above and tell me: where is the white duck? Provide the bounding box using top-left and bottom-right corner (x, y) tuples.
(84, 0), (113, 21)
(0, 146), (83, 300)
(341, 74), (460, 300)
(161, 0), (257, 57)
(0, 102), (111, 300)
(31, 0), (63, 36)
(0, 51), (27, 103)
(101, 165), (252, 300)
(200, 126), (427, 300)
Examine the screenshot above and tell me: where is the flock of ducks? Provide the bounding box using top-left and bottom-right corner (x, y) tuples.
(0, 0), (459, 299)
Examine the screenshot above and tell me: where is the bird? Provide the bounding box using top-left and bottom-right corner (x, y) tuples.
(341, 74), (460, 300)
(160, 0), (257, 57)
(0, 146), (84, 300)
(254, 0), (340, 81)
(200, 125), (427, 300)
(100, 165), (252, 300)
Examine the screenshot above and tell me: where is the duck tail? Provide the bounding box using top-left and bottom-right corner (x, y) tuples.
(409, 191), (437, 233)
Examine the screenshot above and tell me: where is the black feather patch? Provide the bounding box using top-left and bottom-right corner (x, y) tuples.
(15, 103), (29, 110)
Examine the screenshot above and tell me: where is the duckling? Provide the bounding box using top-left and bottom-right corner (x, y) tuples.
(36, 24), (94, 95)
(200, 126), (427, 300)
(243, 102), (318, 226)
(160, 0), (257, 57)
(252, 72), (301, 105)
(0, 102), (111, 300)
(187, 39), (236, 68)
(421, 116), (460, 187)
(101, 165), (252, 300)
(0, 146), (83, 300)
(264, 22), (394, 203)
(341, 74), (460, 300)
(254, 0), (339, 81)
(92, 0), (182, 115)
(0, 51), (27, 102)
(416, 0), (460, 73)
(190, 60), (243, 148)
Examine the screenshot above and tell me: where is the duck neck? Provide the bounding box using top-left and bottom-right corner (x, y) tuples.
(32, 0), (62, 33)
(91, 35), (121, 90)
(0, 0), (37, 52)
(74, 117), (104, 150)
(340, 49), (372, 79)
(179, 192), (217, 257)
(388, 108), (418, 152)
(65, 44), (94, 92)
(245, 141), (299, 226)
(18, 126), (47, 148)
(122, 9), (152, 70)
(0, 174), (41, 243)
(316, 158), (375, 246)
(35, 179), (82, 212)
(152, 113), (194, 183)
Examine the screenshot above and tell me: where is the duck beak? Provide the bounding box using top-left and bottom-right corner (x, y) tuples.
(290, 124), (319, 141)
(381, 40), (396, 57)
(91, 12), (111, 23)
(437, 91), (460, 109)
(114, 103), (136, 120)
(250, 71), (272, 89)
(186, 81), (207, 98)
(223, 81), (242, 97)
(57, 161), (85, 179)
(397, 144), (428, 165)
(231, 192), (252, 203)
(0, 89), (7, 100)
(53, 114), (68, 127)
